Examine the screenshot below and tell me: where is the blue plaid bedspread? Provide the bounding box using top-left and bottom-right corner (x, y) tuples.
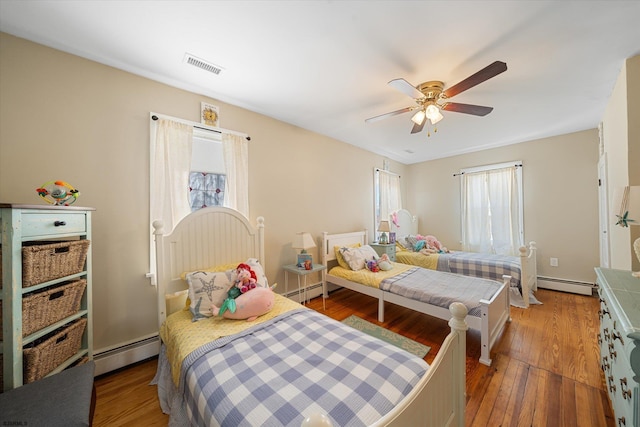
(380, 267), (503, 317)
(180, 308), (428, 427)
(437, 252), (521, 289)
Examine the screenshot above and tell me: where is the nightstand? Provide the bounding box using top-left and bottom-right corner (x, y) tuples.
(370, 243), (396, 262)
(283, 263), (327, 308)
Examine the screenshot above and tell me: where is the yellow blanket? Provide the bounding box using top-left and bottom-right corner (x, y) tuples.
(160, 293), (304, 386)
(328, 262), (414, 288)
(396, 249), (440, 270)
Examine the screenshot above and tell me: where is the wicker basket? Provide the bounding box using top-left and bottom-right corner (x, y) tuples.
(0, 240), (90, 288)
(0, 279), (86, 340)
(22, 317), (87, 384)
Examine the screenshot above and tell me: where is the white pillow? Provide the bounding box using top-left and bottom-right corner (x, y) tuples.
(340, 245), (379, 271)
(185, 270), (234, 321)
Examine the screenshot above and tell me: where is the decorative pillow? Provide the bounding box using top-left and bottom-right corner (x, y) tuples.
(340, 245), (379, 271)
(404, 235), (419, 252)
(334, 243), (361, 269)
(185, 270), (234, 321)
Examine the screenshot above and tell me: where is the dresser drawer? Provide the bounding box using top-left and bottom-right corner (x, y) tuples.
(20, 212), (87, 238)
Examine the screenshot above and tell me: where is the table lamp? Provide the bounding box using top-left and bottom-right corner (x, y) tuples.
(615, 186), (640, 277)
(293, 232), (316, 268)
(378, 220), (390, 244)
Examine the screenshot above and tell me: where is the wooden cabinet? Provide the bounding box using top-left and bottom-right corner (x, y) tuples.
(1, 204), (93, 391)
(595, 268), (640, 426)
(370, 243), (396, 262)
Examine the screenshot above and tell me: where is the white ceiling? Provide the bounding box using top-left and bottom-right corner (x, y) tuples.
(1, 1), (639, 164)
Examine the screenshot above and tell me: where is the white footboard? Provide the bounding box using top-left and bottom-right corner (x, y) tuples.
(477, 275), (511, 366)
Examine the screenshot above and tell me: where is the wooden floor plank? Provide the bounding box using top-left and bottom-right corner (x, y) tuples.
(92, 288), (615, 427)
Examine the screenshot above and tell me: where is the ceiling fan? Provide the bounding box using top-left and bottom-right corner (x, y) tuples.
(366, 61), (507, 135)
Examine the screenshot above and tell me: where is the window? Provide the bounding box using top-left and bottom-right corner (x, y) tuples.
(460, 161), (523, 255)
(189, 128), (225, 211)
(189, 172), (225, 210)
(374, 168), (402, 234)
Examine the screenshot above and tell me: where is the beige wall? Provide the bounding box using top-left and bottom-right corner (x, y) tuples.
(406, 130), (601, 283)
(603, 55), (640, 271)
(0, 33), (408, 352)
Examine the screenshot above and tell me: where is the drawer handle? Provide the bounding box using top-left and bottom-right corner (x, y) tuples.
(618, 416), (626, 426)
(612, 331), (625, 345)
(620, 378), (633, 401)
(55, 333), (68, 344)
(49, 290), (64, 300)
(54, 220), (67, 227)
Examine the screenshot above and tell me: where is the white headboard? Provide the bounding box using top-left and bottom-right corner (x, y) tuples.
(321, 230), (368, 266)
(153, 207), (265, 327)
(391, 209), (418, 238)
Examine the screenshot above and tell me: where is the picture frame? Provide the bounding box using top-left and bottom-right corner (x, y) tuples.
(201, 102), (219, 127)
(389, 232), (396, 244)
(297, 253), (312, 268)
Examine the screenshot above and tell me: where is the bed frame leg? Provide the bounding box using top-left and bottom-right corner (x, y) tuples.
(378, 297), (384, 323)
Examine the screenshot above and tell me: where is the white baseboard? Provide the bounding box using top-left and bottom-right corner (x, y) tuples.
(94, 335), (160, 376)
(282, 281), (324, 303)
(537, 276), (595, 296)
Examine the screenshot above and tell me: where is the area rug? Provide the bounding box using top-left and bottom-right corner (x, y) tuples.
(341, 315), (430, 358)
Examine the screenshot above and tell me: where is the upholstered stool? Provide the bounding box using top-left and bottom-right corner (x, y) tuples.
(0, 361), (96, 427)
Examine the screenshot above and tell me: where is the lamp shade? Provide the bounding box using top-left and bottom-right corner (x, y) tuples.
(378, 220), (391, 233)
(292, 232), (316, 251)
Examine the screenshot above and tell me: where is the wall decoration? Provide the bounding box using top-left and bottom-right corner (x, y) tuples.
(201, 102), (219, 127)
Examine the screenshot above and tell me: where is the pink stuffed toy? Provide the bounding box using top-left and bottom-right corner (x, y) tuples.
(212, 286), (275, 321)
(424, 235), (449, 253)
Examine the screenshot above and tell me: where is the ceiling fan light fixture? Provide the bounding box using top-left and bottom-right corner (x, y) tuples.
(430, 110), (444, 125)
(411, 109), (426, 125)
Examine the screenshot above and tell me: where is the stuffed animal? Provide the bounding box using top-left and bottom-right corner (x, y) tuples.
(366, 259), (380, 272)
(377, 253), (393, 271)
(212, 285), (275, 321)
(234, 263), (258, 293)
(423, 235), (449, 253)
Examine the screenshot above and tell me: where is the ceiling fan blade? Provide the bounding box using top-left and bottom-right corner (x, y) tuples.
(365, 106), (414, 123)
(443, 61), (507, 99)
(388, 78), (424, 99)
(411, 120), (425, 134)
(442, 102), (494, 116)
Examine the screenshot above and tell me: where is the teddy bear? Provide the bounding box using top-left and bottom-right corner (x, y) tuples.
(422, 235), (449, 253)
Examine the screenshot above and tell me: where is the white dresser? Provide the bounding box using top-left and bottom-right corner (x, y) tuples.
(1, 204), (93, 391)
(595, 268), (640, 426)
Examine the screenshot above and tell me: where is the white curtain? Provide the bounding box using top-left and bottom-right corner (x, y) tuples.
(222, 133), (249, 218)
(461, 166), (522, 255)
(378, 169), (402, 225)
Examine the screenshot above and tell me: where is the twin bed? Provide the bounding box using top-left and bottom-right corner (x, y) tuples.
(321, 230), (511, 367)
(152, 207), (469, 427)
(390, 209), (538, 308)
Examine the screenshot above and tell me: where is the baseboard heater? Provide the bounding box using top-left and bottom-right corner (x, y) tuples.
(282, 281), (324, 303)
(93, 334), (160, 376)
(537, 276), (595, 296)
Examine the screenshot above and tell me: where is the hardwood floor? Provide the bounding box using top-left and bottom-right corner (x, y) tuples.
(93, 288), (614, 426)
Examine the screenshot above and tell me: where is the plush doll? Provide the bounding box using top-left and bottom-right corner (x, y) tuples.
(212, 285), (276, 321)
(377, 253), (393, 271)
(234, 263), (258, 293)
(366, 259), (380, 272)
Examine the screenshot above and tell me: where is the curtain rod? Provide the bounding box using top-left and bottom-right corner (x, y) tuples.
(375, 168), (401, 178)
(453, 163), (522, 177)
(150, 112), (250, 141)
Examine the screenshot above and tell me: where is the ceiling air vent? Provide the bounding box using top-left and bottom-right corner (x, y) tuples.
(184, 53), (224, 75)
